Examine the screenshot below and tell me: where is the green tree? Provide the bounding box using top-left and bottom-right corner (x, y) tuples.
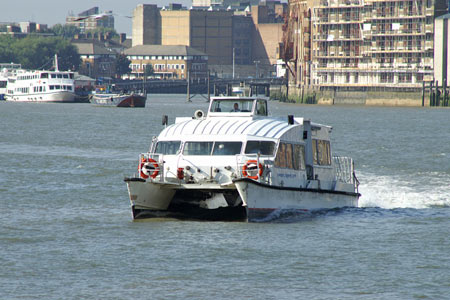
(51, 24), (80, 39)
(115, 54), (131, 78)
(4, 36), (80, 71)
(54, 38), (81, 71)
(0, 35), (16, 62)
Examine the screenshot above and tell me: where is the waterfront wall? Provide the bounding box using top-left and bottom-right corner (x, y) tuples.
(285, 86), (434, 107)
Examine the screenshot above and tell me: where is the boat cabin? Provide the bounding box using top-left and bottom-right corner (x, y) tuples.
(126, 95), (358, 220)
(208, 96), (268, 117)
(139, 96), (353, 193)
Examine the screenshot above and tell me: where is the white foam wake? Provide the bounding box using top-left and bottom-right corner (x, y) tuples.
(357, 172), (450, 209)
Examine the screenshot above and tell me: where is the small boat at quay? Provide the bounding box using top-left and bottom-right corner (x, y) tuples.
(0, 63), (21, 100)
(89, 92), (146, 107)
(5, 55), (76, 103)
(124, 96), (360, 221)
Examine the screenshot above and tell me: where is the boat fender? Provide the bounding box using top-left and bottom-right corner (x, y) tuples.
(242, 160), (263, 180)
(138, 158), (159, 179)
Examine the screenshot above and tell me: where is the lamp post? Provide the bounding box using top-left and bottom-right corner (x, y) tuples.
(254, 60), (260, 78)
(232, 47), (235, 79)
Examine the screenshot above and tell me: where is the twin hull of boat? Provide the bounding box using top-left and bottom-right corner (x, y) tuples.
(125, 178), (359, 221)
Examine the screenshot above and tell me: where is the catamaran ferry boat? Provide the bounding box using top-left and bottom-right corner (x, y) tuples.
(125, 96), (360, 221)
(5, 56), (75, 103)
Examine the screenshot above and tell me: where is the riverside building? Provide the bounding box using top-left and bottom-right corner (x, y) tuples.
(132, 3), (286, 77)
(124, 45), (208, 80)
(286, 0), (448, 91)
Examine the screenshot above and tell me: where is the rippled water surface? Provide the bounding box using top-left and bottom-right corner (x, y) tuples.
(1, 95), (449, 299)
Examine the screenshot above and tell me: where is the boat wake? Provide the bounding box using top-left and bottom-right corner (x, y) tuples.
(357, 172), (450, 209)
(251, 207), (353, 223)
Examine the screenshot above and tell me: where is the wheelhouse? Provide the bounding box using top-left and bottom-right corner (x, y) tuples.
(208, 97), (268, 117)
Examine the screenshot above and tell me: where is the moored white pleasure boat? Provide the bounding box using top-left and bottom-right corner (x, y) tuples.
(5, 55), (75, 103)
(124, 96), (360, 221)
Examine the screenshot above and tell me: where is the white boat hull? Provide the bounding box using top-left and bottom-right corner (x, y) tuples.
(6, 91), (76, 102)
(125, 177), (359, 221)
(125, 179), (176, 216)
(234, 179), (359, 221)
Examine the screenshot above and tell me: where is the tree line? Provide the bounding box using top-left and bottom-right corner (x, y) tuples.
(0, 35), (81, 71)
(0, 24), (121, 72)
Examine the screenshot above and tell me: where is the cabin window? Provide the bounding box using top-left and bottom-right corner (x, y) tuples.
(63, 74), (69, 79)
(210, 99), (254, 113)
(69, 73), (74, 79)
(155, 141), (181, 155)
(274, 142), (305, 170)
(0, 81), (7, 88)
(245, 141), (276, 155)
(183, 142), (213, 155)
(212, 142), (242, 155)
(274, 143), (287, 168)
(41, 73), (48, 79)
(293, 144), (305, 170)
(57, 74), (63, 78)
(312, 139), (331, 166)
(51, 74), (56, 78)
(285, 143), (294, 169)
(256, 100), (267, 116)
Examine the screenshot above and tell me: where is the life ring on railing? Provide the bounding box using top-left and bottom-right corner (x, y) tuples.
(139, 158), (159, 179)
(242, 160), (263, 180)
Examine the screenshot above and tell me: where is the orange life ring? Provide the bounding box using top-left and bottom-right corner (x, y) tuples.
(242, 160), (263, 180)
(139, 158), (159, 179)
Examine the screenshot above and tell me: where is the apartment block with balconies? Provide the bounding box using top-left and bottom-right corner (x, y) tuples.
(309, 0), (447, 90)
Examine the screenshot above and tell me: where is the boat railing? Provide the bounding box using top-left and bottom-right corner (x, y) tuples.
(333, 156), (358, 188)
(139, 153), (164, 181)
(236, 154), (269, 183)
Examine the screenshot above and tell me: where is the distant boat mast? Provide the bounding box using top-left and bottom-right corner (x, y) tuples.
(54, 54), (59, 72)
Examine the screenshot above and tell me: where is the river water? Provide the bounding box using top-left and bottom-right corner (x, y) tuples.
(1, 95), (449, 299)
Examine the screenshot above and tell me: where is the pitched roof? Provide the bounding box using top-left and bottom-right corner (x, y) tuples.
(71, 40), (116, 55)
(124, 45), (207, 56)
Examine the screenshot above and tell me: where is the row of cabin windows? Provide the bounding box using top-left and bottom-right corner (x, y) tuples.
(154, 141), (276, 156)
(154, 139), (331, 168)
(15, 87), (29, 93)
(49, 85), (73, 91)
(18, 73), (73, 80)
(33, 86), (46, 93)
(14, 85), (72, 93)
(41, 73), (73, 79)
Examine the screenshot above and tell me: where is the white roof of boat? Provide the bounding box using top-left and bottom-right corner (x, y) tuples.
(159, 117), (304, 140)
